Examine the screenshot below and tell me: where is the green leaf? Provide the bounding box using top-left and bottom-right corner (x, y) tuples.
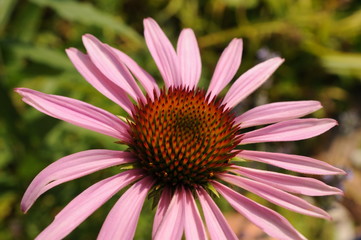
(205, 182), (220, 198)
(30, 0), (142, 45)
(10, 42), (72, 70)
(321, 53), (361, 79)
(0, 0), (17, 34)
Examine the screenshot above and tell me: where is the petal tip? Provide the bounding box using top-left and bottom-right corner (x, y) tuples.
(20, 203), (29, 213)
(14, 87), (27, 95)
(143, 17), (156, 26)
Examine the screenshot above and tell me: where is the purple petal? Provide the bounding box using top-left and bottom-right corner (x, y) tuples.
(207, 39), (243, 100)
(21, 150), (136, 213)
(235, 101), (322, 128)
(154, 187), (185, 240)
(152, 187), (172, 237)
(213, 181), (306, 240)
(66, 48), (134, 115)
(106, 45), (160, 100)
(16, 88), (130, 141)
(230, 166), (343, 196)
(237, 150), (345, 175)
(241, 118), (337, 144)
(220, 173), (331, 219)
(35, 170), (143, 240)
(184, 188), (207, 240)
(144, 18), (180, 88)
(223, 57), (284, 109)
(97, 176), (154, 240)
(197, 187), (238, 240)
(177, 29), (202, 89)
(82, 34), (145, 102)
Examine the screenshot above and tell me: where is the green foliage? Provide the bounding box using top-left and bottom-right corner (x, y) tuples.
(1, 0), (360, 239)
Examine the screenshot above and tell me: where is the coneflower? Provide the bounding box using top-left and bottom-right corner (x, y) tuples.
(17, 18), (344, 240)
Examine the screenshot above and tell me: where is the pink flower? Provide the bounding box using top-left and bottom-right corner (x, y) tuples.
(17, 18), (345, 240)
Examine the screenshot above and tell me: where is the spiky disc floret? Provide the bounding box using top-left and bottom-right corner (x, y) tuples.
(128, 87), (240, 187)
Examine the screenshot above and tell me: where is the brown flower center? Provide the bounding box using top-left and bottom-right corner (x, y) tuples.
(129, 87), (239, 187)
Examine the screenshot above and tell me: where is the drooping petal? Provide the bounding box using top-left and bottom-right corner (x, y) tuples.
(235, 101), (322, 128)
(213, 181), (306, 240)
(207, 39), (243, 100)
(230, 166), (343, 196)
(197, 188), (238, 240)
(152, 187), (172, 237)
(97, 176), (154, 240)
(223, 57), (284, 109)
(35, 170), (144, 240)
(241, 118), (337, 144)
(106, 45), (160, 100)
(82, 34), (145, 102)
(219, 173), (331, 219)
(177, 29), (202, 89)
(237, 150), (345, 175)
(21, 150), (136, 213)
(184, 188), (207, 240)
(144, 18), (180, 88)
(66, 48), (134, 115)
(16, 88), (130, 141)
(154, 187), (185, 240)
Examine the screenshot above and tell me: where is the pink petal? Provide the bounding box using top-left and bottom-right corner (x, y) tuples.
(219, 173), (331, 219)
(154, 187), (185, 240)
(183, 188), (207, 240)
(66, 48), (134, 115)
(35, 170), (143, 240)
(237, 150), (345, 175)
(223, 57), (284, 109)
(197, 188), (238, 240)
(106, 45), (160, 100)
(231, 166), (343, 196)
(97, 176), (154, 240)
(235, 101), (322, 128)
(82, 34), (145, 102)
(16, 88), (130, 141)
(144, 18), (180, 88)
(241, 118), (337, 144)
(213, 181), (306, 240)
(152, 187), (172, 237)
(21, 150), (136, 213)
(177, 29), (202, 89)
(207, 39), (243, 100)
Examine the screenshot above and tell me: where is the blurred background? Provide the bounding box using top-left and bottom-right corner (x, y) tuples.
(1, 0), (361, 239)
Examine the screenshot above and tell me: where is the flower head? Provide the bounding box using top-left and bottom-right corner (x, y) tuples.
(17, 18), (345, 240)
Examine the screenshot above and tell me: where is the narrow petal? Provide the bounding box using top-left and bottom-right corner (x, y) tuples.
(106, 45), (160, 100)
(241, 118), (337, 144)
(184, 188), (207, 240)
(144, 18), (180, 87)
(213, 181), (306, 240)
(152, 187), (172, 237)
(223, 57), (284, 109)
(66, 48), (134, 115)
(36, 170), (143, 240)
(177, 29), (202, 89)
(220, 173), (331, 219)
(154, 187), (185, 240)
(230, 166), (343, 196)
(237, 150), (345, 175)
(16, 88), (130, 141)
(97, 176), (154, 240)
(82, 34), (145, 102)
(197, 188), (238, 240)
(207, 39), (243, 100)
(21, 150), (136, 213)
(235, 101), (322, 128)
